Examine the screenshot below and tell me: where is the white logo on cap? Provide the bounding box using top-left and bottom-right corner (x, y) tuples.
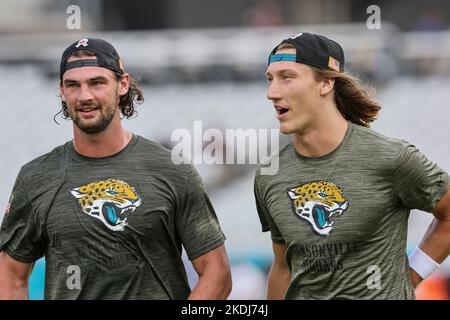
(75, 38), (89, 48)
(288, 32), (303, 39)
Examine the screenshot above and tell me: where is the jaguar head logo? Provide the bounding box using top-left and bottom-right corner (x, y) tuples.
(288, 181), (348, 236)
(70, 179), (142, 232)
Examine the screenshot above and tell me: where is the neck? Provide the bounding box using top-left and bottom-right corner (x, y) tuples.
(293, 114), (348, 158)
(72, 118), (132, 158)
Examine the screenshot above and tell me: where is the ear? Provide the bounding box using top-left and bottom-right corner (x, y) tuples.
(118, 73), (130, 97)
(59, 82), (66, 102)
(288, 190), (299, 200)
(319, 77), (335, 96)
(70, 188), (86, 199)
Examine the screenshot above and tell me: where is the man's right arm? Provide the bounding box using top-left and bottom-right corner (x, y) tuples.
(0, 252), (34, 299)
(267, 241), (290, 300)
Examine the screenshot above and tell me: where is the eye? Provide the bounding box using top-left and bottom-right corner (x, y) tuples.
(282, 74), (294, 80)
(317, 192), (328, 198)
(106, 190), (118, 196)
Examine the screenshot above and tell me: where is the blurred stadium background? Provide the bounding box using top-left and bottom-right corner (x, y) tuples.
(1, 0), (450, 300)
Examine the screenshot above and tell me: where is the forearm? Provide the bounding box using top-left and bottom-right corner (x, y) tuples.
(188, 268), (232, 300)
(418, 218), (450, 263)
(410, 218), (450, 287)
(267, 264), (290, 300)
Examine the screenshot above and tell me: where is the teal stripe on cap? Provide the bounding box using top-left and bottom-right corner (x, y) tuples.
(269, 53), (296, 64)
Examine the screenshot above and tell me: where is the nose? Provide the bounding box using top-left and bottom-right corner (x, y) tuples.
(267, 80), (281, 101)
(78, 83), (94, 103)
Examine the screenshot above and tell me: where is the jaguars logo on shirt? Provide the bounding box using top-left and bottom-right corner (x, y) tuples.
(287, 181), (349, 236)
(70, 179), (142, 232)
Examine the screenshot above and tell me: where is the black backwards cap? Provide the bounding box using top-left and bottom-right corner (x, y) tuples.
(60, 38), (123, 79)
(268, 32), (345, 72)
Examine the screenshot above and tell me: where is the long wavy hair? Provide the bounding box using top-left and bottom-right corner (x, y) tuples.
(56, 50), (144, 121)
(276, 43), (381, 127)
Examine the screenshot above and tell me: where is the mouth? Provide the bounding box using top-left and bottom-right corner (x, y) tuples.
(312, 205), (344, 230)
(77, 106), (100, 117)
(101, 202), (136, 226)
(275, 105), (290, 120)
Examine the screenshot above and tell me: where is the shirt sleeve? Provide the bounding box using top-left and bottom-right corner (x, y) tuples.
(393, 144), (450, 212)
(254, 172), (285, 243)
(0, 171), (45, 263)
(175, 166), (225, 260)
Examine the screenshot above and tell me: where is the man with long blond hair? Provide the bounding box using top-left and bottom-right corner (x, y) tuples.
(254, 32), (450, 299)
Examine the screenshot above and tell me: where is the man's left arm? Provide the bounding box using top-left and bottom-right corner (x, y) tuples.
(410, 187), (450, 288)
(188, 244), (232, 300)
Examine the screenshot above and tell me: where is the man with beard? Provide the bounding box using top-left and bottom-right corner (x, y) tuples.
(0, 38), (231, 300)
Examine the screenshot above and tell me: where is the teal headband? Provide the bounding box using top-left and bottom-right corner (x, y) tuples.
(268, 53), (296, 65)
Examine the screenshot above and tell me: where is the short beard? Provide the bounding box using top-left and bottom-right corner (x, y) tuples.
(72, 102), (118, 134)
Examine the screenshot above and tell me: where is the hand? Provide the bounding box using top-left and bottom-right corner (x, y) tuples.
(409, 268), (423, 289)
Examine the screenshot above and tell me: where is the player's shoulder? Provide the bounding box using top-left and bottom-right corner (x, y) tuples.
(134, 135), (171, 153)
(134, 135), (197, 175)
(351, 123), (410, 152)
(20, 144), (67, 177)
(15, 143), (68, 192)
(255, 142), (292, 181)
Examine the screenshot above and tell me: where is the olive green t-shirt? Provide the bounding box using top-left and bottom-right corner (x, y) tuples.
(254, 122), (449, 299)
(1, 134), (225, 299)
